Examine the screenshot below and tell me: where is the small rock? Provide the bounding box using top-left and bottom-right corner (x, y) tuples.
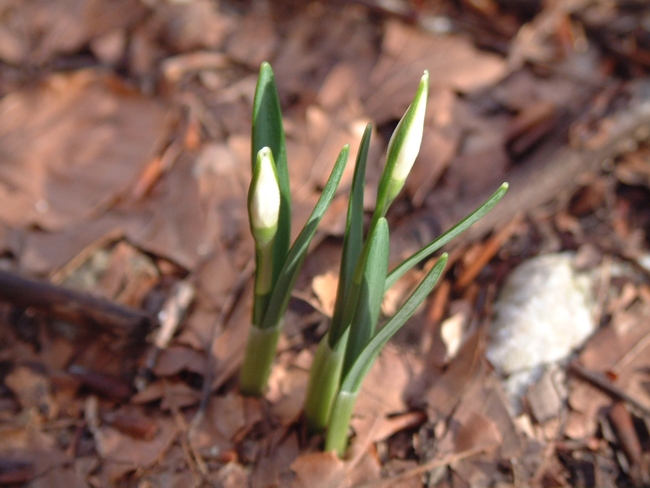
(486, 253), (595, 411)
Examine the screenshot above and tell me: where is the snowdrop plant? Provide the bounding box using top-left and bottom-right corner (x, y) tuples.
(302, 73), (431, 437)
(240, 62), (350, 396)
(239, 64), (509, 456)
(301, 72), (509, 456)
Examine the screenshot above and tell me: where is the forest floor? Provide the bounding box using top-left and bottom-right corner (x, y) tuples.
(1, 0), (650, 486)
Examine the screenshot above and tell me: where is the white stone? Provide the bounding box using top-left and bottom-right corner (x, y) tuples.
(486, 253), (596, 406)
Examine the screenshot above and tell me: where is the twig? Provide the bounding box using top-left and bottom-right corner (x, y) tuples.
(612, 328), (650, 375)
(608, 402), (643, 468)
(191, 259), (255, 426)
(356, 443), (498, 488)
(568, 361), (650, 418)
(455, 213), (523, 290)
(592, 255), (612, 332)
(0, 269), (153, 337)
(335, 0), (417, 23)
(163, 379), (208, 485)
(135, 280), (196, 391)
(449, 85), (650, 245)
(49, 228), (123, 285)
(131, 137), (184, 201)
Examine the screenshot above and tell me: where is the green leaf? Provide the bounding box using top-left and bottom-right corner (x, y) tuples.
(341, 217), (390, 379)
(324, 389), (357, 456)
(304, 127), (372, 434)
(329, 124), (372, 348)
(304, 331), (347, 434)
(340, 254), (448, 395)
(252, 62), (291, 284)
(385, 183), (508, 292)
(260, 145), (350, 330)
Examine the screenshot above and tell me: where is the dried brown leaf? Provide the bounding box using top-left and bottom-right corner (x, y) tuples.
(365, 20), (506, 123)
(267, 361), (309, 426)
(425, 329), (484, 421)
(290, 451), (348, 488)
(4, 366), (57, 420)
(93, 417), (176, 482)
(225, 1), (277, 67)
(0, 0), (145, 64)
(312, 271), (338, 318)
(0, 70), (171, 231)
(153, 346), (207, 378)
(150, 0), (233, 53)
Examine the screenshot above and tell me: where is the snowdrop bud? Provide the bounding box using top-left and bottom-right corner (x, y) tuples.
(249, 147), (280, 247)
(385, 71), (429, 202)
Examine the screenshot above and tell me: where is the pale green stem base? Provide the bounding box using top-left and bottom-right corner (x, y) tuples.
(253, 241), (274, 326)
(304, 336), (345, 434)
(239, 324), (282, 397)
(325, 390), (358, 457)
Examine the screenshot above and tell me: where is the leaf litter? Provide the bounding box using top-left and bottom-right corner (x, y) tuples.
(1, 0), (650, 486)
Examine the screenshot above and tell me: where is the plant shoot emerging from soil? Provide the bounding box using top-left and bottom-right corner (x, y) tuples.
(240, 64), (508, 458)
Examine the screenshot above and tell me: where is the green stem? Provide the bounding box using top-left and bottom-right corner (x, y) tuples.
(304, 330), (348, 434)
(253, 242), (274, 326)
(325, 390), (358, 457)
(239, 324), (282, 396)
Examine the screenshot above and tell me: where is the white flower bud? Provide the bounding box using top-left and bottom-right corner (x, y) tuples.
(384, 71), (429, 203)
(249, 147), (280, 246)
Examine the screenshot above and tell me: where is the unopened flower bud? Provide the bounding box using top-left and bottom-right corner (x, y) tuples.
(249, 147), (280, 247)
(384, 70), (429, 204)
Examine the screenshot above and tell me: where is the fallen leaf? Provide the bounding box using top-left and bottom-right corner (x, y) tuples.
(365, 20), (507, 123)
(124, 152), (205, 270)
(153, 346), (207, 377)
(225, 1), (277, 67)
(440, 312), (467, 364)
(312, 271), (339, 318)
(356, 345), (411, 417)
(0, 0), (145, 64)
(93, 417), (176, 482)
(252, 432), (301, 487)
(29, 464), (87, 488)
(0, 449), (69, 485)
(0, 70), (171, 231)
(425, 330), (484, 421)
(267, 360), (309, 426)
(290, 451), (348, 488)
(149, 0), (233, 52)
(4, 366), (57, 420)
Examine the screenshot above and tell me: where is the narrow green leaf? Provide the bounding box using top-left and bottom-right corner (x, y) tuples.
(260, 145), (350, 330)
(324, 389), (357, 456)
(341, 218), (390, 379)
(341, 254), (448, 395)
(252, 62), (291, 284)
(305, 126), (373, 430)
(385, 183), (508, 292)
(329, 124), (372, 347)
(304, 331), (347, 434)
